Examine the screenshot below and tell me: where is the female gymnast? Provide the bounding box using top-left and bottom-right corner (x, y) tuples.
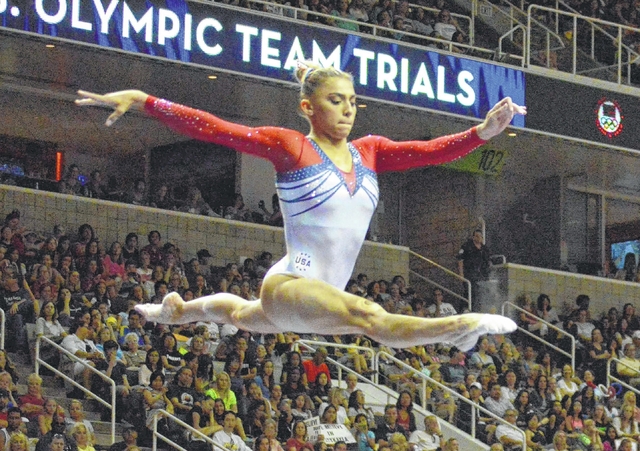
(76, 61), (525, 350)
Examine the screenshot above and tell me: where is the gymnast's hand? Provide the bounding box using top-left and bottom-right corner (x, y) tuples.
(75, 90), (149, 126)
(476, 97), (527, 141)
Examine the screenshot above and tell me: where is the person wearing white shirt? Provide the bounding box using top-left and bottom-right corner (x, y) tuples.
(409, 416), (442, 451)
(212, 411), (251, 451)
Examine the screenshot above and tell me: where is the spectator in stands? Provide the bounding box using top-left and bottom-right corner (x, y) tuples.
(167, 366), (201, 420)
(376, 404), (407, 447)
(180, 186), (218, 217)
(213, 411), (250, 451)
(108, 426), (138, 451)
(536, 294), (560, 325)
(149, 184), (175, 210)
(575, 308), (596, 345)
(439, 347), (467, 388)
(69, 422), (94, 451)
(469, 337), (495, 369)
(37, 421), (78, 451)
(64, 400), (95, 446)
(617, 343), (640, 387)
(125, 179), (147, 206)
(141, 231), (163, 268)
(396, 390), (416, 433)
(187, 397), (222, 448)
(309, 372), (331, 409)
(612, 404), (640, 441)
(258, 194), (283, 227)
(588, 328), (611, 383)
(225, 194), (253, 222)
(349, 0), (368, 21)
(287, 420), (313, 451)
(138, 348), (163, 387)
(60, 324), (104, 393)
(142, 370), (175, 430)
(18, 373), (45, 426)
(495, 409), (524, 450)
(331, 0), (360, 31)
(93, 339), (131, 407)
(1, 268), (37, 355)
(319, 388), (349, 426)
(85, 169), (107, 200)
(7, 432), (28, 451)
(621, 303), (640, 332)
(118, 311), (151, 351)
(120, 233), (139, 267)
(484, 384), (515, 419)
(564, 399), (585, 437)
(410, 7), (435, 37)
(456, 229), (490, 308)
(61, 164), (82, 196)
(426, 288), (457, 317)
(36, 299), (67, 364)
(409, 415), (442, 451)
(37, 398), (65, 437)
(0, 407), (26, 449)
(347, 390), (376, 429)
(303, 347), (331, 386)
(557, 365), (580, 398)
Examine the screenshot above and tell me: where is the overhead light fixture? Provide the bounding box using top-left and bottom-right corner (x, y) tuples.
(45, 44), (55, 48)
(357, 104), (367, 108)
(207, 75), (218, 80)
(507, 132), (517, 137)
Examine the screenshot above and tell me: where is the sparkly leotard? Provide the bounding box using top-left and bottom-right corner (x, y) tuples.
(145, 97), (485, 290)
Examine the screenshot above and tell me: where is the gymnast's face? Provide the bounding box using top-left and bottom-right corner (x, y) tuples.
(302, 77), (357, 142)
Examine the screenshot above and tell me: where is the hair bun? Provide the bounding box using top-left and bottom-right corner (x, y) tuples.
(295, 60), (321, 84)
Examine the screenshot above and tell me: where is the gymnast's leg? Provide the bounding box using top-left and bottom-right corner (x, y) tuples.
(136, 292), (282, 333)
(255, 274), (515, 350)
(138, 275), (516, 350)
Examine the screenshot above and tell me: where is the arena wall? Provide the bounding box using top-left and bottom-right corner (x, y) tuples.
(0, 185), (409, 283)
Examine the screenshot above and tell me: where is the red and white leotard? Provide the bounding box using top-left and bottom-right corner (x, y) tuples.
(145, 97), (485, 290)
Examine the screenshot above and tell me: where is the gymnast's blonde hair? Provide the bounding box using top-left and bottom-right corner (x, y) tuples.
(294, 60), (353, 100)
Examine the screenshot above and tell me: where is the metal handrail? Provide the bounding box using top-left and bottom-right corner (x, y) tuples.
(607, 357), (640, 398)
(499, 25), (527, 66)
(527, 4), (640, 84)
(377, 350), (526, 451)
(34, 335), (117, 443)
(0, 309), (4, 349)
(297, 339), (378, 384)
(501, 301), (575, 372)
(409, 250), (471, 312)
(151, 408), (228, 451)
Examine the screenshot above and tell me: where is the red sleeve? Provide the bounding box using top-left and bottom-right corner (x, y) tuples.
(354, 127), (486, 173)
(144, 96), (305, 173)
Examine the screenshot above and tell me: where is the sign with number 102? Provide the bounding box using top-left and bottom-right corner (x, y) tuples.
(444, 147), (508, 176)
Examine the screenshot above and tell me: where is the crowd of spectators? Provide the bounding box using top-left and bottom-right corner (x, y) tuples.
(222, 0), (471, 52)
(0, 198), (639, 451)
(56, 164), (283, 227)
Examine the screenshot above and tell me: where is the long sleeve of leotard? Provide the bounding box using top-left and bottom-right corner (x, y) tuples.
(354, 128), (485, 174)
(144, 96), (305, 173)
(145, 96), (486, 175)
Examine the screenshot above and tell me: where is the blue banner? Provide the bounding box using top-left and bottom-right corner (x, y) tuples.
(1, 0), (525, 124)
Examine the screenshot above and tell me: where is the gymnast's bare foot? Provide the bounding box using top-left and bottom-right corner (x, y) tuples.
(449, 314), (517, 351)
(135, 292), (190, 324)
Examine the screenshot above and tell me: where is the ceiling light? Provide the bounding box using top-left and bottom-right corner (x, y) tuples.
(507, 132), (517, 137)
(357, 104), (367, 108)
(207, 75), (218, 80)
(45, 44), (55, 48)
